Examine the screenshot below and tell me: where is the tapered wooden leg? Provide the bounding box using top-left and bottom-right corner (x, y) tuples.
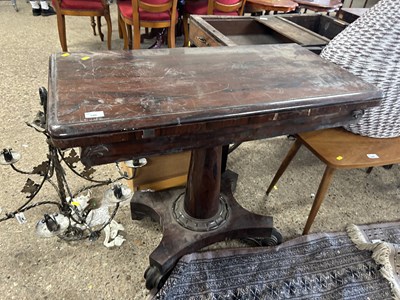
(132, 25), (139, 49)
(57, 14), (68, 52)
(118, 11), (123, 39)
(266, 138), (302, 195)
(302, 166), (336, 235)
(97, 16), (104, 41)
(104, 13), (112, 50)
(90, 16), (96, 36)
(118, 16), (129, 50)
(168, 25), (175, 48)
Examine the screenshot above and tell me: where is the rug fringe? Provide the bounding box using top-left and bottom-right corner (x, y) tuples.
(371, 243), (400, 300)
(346, 224), (377, 251)
(346, 224), (400, 300)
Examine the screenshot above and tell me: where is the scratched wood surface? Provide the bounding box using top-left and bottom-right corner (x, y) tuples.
(47, 44), (381, 164)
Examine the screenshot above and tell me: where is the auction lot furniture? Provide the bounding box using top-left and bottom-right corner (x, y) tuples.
(294, 0), (342, 13)
(46, 45), (381, 290)
(52, 0), (112, 52)
(117, 0), (179, 49)
(244, 0), (298, 15)
(189, 14), (348, 53)
(266, 127), (400, 235)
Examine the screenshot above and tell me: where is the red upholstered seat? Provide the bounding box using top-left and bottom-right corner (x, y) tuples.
(52, 0), (104, 11)
(184, 0), (241, 15)
(184, 0), (208, 14)
(118, 0), (173, 21)
(214, 0), (243, 14)
(52, 0), (112, 51)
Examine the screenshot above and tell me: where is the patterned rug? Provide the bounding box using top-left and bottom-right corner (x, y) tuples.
(347, 221), (400, 299)
(153, 222), (400, 300)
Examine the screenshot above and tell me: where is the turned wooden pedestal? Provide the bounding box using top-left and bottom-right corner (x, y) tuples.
(131, 146), (275, 288)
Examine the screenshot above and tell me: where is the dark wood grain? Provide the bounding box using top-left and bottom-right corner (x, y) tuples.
(46, 45), (382, 287)
(184, 147), (222, 219)
(245, 0), (298, 13)
(47, 44), (381, 154)
(294, 0), (342, 11)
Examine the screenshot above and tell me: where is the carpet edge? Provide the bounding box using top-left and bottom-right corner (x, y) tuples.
(347, 223), (400, 300)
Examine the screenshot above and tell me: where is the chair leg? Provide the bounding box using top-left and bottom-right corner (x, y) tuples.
(266, 139), (302, 195)
(302, 166), (336, 235)
(133, 24), (141, 49)
(97, 16), (104, 41)
(90, 16), (96, 36)
(104, 13), (112, 50)
(118, 16), (129, 50)
(183, 14), (189, 47)
(57, 14), (68, 52)
(168, 24), (176, 48)
(118, 11), (123, 39)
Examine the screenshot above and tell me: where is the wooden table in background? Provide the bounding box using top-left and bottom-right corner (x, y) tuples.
(245, 0), (298, 14)
(294, 0), (342, 12)
(47, 44), (381, 291)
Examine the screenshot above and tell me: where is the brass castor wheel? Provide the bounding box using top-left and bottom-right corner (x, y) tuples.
(242, 227), (283, 247)
(144, 265), (170, 290)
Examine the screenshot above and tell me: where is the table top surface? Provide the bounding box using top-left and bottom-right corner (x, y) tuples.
(47, 44), (381, 147)
(340, 7), (369, 16)
(246, 0), (298, 10)
(293, 0), (342, 8)
(299, 128), (400, 168)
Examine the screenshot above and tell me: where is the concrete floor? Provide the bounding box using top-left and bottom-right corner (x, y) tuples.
(0, 1), (398, 299)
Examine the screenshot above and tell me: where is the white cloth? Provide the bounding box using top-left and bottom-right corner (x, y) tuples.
(29, 1), (50, 9)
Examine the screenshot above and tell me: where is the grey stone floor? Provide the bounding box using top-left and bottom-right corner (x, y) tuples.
(0, 1), (398, 299)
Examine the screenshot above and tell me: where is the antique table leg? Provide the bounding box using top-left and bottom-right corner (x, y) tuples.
(131, 146), (280, 290)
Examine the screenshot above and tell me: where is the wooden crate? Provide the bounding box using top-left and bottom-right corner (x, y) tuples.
(121, 152), (191, 191)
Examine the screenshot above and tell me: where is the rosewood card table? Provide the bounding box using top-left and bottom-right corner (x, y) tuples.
(46, 45), (381, 290)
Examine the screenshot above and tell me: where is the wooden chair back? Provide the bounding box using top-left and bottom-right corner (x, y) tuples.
(118, 0), (178, 49)
(52, 0), (112, 51)
(207, 0), (247, 15)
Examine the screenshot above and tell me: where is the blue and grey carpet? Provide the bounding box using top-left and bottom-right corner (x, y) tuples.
(154, 221), (400, 299)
